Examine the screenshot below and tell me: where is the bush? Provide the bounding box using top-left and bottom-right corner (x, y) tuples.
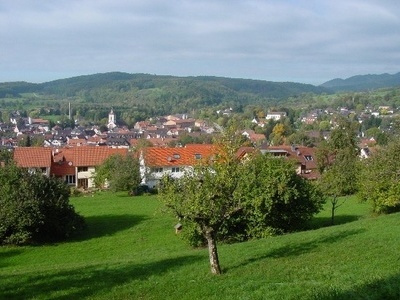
(0, 164), (85, 245)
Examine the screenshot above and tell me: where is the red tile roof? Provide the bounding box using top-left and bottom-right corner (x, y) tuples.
(143, 144), (217, 167)
(53, 147), (128, 167)
(14, 147), (129, 174)
(67, 138), (88, 146)
(13, 147), (52, 168)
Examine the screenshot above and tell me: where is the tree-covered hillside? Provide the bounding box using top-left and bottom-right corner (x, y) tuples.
(0, 72), (329, 113)
(1, 72), (400, 127)
(320, 72), (400, 92)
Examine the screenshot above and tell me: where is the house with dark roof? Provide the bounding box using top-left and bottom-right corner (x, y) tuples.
(259, 144), (320, 179)
(237, 144), (320, 180)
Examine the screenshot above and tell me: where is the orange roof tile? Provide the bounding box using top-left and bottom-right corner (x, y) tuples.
(53, 147), (128, 167)
(143, 144), (217, 167)
(13, 147), (52, 168)
(67, 138), (88, 146)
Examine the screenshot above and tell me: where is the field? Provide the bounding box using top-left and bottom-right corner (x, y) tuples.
(0, 192), (399, 299)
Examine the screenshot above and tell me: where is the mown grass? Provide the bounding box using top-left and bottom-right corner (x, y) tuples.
(0, 192), (399, 300)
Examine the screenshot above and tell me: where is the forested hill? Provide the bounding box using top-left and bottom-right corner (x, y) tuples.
(320, 72), (400, 92)
(0, 72), (328, 107)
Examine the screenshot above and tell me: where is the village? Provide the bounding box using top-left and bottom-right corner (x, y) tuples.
(2, 100), (395, 192)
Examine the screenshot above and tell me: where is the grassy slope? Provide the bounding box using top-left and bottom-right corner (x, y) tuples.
(0, 193), (399, 300)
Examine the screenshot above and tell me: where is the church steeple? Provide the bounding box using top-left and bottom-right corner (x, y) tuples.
(107, 108), (116, 130)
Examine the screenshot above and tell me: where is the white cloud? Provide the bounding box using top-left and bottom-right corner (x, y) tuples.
(0, 0), (399, 84)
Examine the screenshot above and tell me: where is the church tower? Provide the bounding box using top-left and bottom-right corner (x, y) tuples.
(107, 108), (117, 130)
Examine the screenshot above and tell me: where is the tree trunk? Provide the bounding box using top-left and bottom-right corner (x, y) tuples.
(204, 227), (221, 275)
(331, 196), (337, 225)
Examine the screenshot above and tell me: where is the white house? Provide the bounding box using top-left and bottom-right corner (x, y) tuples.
(266, 112), (287, 121)
(140, 144), (217, 188)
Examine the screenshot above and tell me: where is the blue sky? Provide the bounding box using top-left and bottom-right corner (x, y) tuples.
(1, 0), (399, 85)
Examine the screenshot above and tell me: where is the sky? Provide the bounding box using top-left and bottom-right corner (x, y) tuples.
(1, 0), (399, 85)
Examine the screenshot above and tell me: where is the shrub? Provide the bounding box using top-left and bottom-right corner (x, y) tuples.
(0, 164), (85, 245)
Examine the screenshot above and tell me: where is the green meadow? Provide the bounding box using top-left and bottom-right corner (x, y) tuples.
(1, 192), (399, 300)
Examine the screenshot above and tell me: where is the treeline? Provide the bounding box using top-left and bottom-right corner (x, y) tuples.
(0, 72), (329, 116)
(1, 73), (400, 128)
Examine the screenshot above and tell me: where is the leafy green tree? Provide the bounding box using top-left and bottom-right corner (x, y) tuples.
(316, 117), (359, 173)
(376, 132), (389, 146)
(0, 164), (85, 245)
(159, 130), (324, 274)
(236, 153), (324, 236)
(159, 130), (245, 275)
(316, 118), (360, 222)
(94, 154), (141, 194)
(358, 140), (400, 213)
(318, 148), (360, 225)
(329, 118), (359, 153)
(315, 140), (333, 174)
(319, 120), (331, 131)
(269, 123), (285, 145)
(365, 127), (381, 139)
(286, 131), (315, 147)
(0, 149), (13, 164)
(17, 134), (32, 147)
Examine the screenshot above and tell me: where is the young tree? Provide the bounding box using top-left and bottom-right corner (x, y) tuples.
(159, 131), (244, 275)
(318, 148), (359, 225)
(358, 140), (400, 213)
(159, 130), (324, 274)
(94, 154), (141, 194)
(316, 117), (360, 223)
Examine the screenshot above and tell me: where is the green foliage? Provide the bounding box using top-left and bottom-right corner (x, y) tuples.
(0, 164), (85, 245)
(237, 153), (325, 236)
(317, 118), (361, 224)
(94, 154), (141, 194)
(0, 149), (13, 164)
(160, 134), (324, 248)
(316, 117), (359, 173)
(359, 139), (400, 213)
(319, 148), (360, 198)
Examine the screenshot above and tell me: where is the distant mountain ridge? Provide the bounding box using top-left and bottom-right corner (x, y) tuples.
(320, 72), (400, 92)
(1, 71), (399, 105)
(0, 72), (329, 101)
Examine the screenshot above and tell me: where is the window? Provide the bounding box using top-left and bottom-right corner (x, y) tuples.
(173, 153), (180, 159)
(194, 153), (202, 160)
(172, 167), (180, 173)
(304, 155), (313, 161)
(151, 167), (163, 173)
(66, 175), (76, 184)
(78, 166), (88, 172)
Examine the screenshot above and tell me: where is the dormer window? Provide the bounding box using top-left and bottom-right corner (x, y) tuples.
(304, 155), (313, 161)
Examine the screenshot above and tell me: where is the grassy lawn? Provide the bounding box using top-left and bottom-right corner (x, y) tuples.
(0, 192), (399, 299)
